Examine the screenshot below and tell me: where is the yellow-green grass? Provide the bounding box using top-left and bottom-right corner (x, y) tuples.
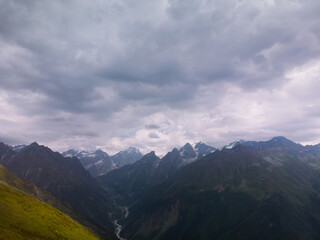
(0, 180), (99, 240)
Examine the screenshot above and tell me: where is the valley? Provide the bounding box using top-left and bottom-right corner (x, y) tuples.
(1, 136), (320, 239)
(111, 203), (130, 240)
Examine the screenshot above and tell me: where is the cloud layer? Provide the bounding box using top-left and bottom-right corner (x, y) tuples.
(1, 0), (320, 155)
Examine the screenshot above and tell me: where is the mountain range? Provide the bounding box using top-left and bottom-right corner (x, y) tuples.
(10, 142), (215, 178)
(2, 136), (320, 240)
(63, 142), (216, 178)
(97, 142), (216, 205)
(62, 147), (143, 177)
(98, 137), (320, 240)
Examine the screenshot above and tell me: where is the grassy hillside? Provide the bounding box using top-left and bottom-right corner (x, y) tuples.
(0, 164), (67, 211)
(0, 180), (99, 240)
(0, 143), (115, 239)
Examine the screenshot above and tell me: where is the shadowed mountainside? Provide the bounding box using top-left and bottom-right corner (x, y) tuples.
(0, 142), (115, 239)
(0, 163), (99, 240)
(99, 137), (320, 240)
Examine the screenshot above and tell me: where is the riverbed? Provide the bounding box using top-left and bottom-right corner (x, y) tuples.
(113, 206), (129, 240)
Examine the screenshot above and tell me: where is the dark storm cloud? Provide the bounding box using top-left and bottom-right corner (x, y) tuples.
(0, 0), (320, 153)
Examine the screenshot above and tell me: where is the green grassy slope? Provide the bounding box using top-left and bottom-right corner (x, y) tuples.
(0, 163), (105, 238)
(0, 143), (114, 238)
(0, 164), (66, 210)
(0, 180), (99, 240)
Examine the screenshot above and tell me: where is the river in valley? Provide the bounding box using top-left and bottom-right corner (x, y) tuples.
(113, 206), (129, 240)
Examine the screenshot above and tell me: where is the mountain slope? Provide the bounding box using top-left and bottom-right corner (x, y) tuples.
(98, 143), (216, 206)
(154, 148), (183, 182)
(72, 150), (115, 177)
(111, 147), (143, 168)
(178, 142), (216, 164)
(194, 142), (216, 159)
(98, 151), (160, 206)
(0, 142), (114, 239)
(0, 180), (99, 240)
(9, 144), (27, 152)
(0, 163), (70, 215)
(120, 144), (320, 240)
(0, 163), (99, 239)
(98, 148), (185, 206)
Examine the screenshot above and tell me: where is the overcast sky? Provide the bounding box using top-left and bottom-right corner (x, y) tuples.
(1, 0), (320, 155)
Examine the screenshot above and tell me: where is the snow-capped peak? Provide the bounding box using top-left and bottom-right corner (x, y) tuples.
(127, 147), (140, 154)
(178, 142), (216, 163)
(222, 139), (246, 150)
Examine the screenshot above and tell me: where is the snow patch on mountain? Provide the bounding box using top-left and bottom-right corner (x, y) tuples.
(222, 139), (246, 150)
(62, 147), (143, 176)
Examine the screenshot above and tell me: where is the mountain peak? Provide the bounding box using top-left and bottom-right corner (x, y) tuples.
(0, 142), (9, 149)
(270, 136), (291, 143)
(127, 147), (141, 154)
(94, 149), (109, 156)
(137, 151), (160, 165)
(182, 143), (193, 149)
(23, 142), (53, 154)
(223, 139), (246, 150)
(0, 142), (14, 158)
(145, 151), (156, 157)
(23, 142), (47, 153)
(179, 143), (196, 160)
(267, 136), (302, 149)
(172, 148), (180, 154)
(194, 142), (216, 159)
(30, 142), (39, 147)
(194, 142), (203, 148)
(61, 149), (78, 157)
(112, 147), (143, 168)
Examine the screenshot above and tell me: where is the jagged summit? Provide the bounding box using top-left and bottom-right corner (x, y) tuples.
(135, 151), (160, 167)
(111, 147), (143, 168)
(222, 139), (247, 150)
(178, 142), (216, 163)
(62, 146), (143, 176)
(170, 147), (182, 156)
(182, 143), (193, 148)
(179, 143), (197, 160)
(145, 151), (156, 157)
(30, 142), (39, 147)
(269, 136), (298, 145)
(61, 149), (78, 157)
(126, 147), (141, 154)
(95, 149), (108, 155)
(194, 141), (205, 148)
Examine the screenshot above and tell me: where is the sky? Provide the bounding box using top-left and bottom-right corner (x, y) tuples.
(0, 0), (320, 155)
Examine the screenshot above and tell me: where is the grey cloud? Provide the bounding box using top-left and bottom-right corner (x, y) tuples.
(148, 133), (160, 139)
(0, 0), (320, 153)
(145, 124), (160, 129)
